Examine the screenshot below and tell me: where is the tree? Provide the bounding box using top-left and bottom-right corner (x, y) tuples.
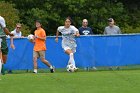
(0, 1), (30, 36)
(118, 0), (140, 27)
(0, 1), (19, 30)
(4, 0), (140, 34)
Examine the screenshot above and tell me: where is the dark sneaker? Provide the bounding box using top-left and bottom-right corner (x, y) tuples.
(50, 67), (55, 73)
(1, 64), (5, 75)
(1, 69), (5, 75)
(33, 71), (37, 74)
(8, 70), (12, 74)
(1, 70), (5, 75)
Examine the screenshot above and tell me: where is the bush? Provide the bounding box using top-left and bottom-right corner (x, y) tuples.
(0, 1), (30, 36)
(122, 24), (140, 34)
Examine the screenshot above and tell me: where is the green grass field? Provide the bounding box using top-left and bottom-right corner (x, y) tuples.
(0, 70), (140, 93)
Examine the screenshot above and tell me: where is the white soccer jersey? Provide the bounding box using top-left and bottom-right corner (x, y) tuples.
(0, 16), (6, 28)
(57, 25), (78, 42)
(57, 25), (79, 52)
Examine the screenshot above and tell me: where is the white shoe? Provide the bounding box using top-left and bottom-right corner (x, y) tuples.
(92, 67), (97, 70)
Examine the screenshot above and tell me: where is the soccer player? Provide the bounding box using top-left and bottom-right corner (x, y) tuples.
(55, 17), (80, 71)
(30, 20), (54, 73)
(0, 16), (15, 75)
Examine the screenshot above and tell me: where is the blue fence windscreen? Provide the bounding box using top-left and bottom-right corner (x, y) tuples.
(5, 34), (140, 70)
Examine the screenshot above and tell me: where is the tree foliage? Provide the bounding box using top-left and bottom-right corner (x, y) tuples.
(0, 1), (19, 30)
(2, 0), (140, 35)
(0, 1), (30, 35)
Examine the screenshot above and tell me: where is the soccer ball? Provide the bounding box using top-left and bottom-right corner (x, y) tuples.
(66, 64), (75, 72)
(27, 34), (34, 40)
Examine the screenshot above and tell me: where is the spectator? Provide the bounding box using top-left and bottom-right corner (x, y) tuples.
(11, 23), (23, 38)
(79, 19), (97, 71)
(104, 18), (121, 35)
(8, 23), (23, 73)
(104, 18), (121, 70)
(79, 19), (93, 35)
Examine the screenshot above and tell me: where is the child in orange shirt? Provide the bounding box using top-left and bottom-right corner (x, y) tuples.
(31, 20), (54, 73)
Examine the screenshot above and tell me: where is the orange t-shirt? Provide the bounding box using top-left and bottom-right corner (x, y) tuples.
(34, 28), (47, 51)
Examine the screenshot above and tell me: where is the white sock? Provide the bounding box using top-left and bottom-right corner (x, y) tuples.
(68, 53), (76, 67)
(0, 59), (2, 74)
(34, 69), (37, 73)
(50, 65), (53, 69)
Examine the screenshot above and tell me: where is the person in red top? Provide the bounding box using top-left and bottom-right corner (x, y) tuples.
(31, 20), (54, 73)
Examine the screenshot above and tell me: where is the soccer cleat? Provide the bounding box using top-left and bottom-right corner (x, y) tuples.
(1, 70), (5, 75)
(92, 67), (97, 71)
(8, 70), (13, 74)
(50, 67), (55, 73)
(33, 72), (37, 74)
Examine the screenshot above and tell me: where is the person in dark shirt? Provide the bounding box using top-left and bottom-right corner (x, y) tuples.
(79, 19), (93, 35)
(79, 19), (97, 71)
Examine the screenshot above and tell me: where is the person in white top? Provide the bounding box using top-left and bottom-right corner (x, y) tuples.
(55, 17), (80, 71)
(8, 23), (23, 73)
(0, 16), (15, 75)
(11, 23), (23, 38)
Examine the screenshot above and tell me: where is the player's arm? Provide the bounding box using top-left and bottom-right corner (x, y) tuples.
(3, 28), (14, 36)
(29, 39), (35, 43)
(73, 26), (80, 37)
(29, 36), (35, 43)
(74, 31), (80, 37)
(1, 17), (15, 49)
(3, 28), (15, 49)
(0, 17), (13, 36)
(55, 30), (59, 42)
(10, 36), (15, 49)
